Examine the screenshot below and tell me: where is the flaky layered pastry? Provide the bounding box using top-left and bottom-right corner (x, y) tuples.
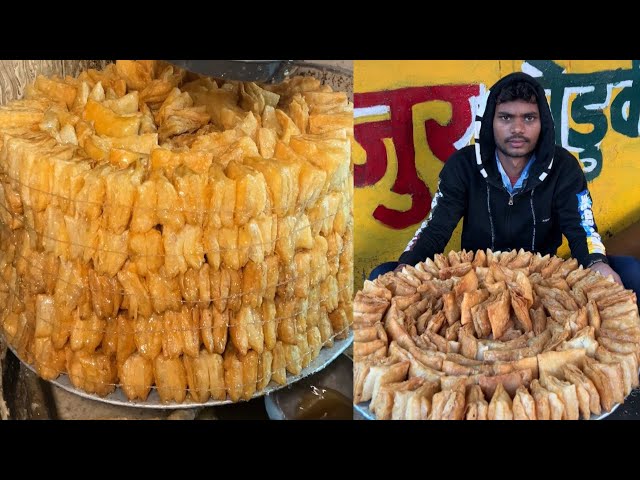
(0, 60), (354, 403)
(354, 248), (640, 420)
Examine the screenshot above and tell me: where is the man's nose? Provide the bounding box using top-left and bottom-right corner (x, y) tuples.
(511, 118), (525, 133)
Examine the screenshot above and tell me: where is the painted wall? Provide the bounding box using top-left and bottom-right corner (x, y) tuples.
(354, 60), (640, 285)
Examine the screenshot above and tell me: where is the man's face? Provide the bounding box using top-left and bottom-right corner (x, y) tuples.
(493, 99), (541, 160)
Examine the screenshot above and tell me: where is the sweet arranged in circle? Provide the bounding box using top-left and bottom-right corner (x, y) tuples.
(353, 249), (639, 420)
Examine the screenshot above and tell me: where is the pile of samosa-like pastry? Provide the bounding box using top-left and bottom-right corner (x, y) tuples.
(0, 60), (353, 403)
(354, 249), (639, 419)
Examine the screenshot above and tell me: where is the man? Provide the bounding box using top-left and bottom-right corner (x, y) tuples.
(371, 71), (634, 290)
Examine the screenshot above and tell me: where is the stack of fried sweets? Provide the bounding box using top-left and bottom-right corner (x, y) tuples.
(354, 249), (639, 419)
(0, 60), (353, 403)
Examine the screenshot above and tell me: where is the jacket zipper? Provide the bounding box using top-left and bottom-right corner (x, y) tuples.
(505, 188), (514, 244)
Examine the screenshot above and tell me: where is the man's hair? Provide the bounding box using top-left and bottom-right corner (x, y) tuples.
(496, 81), (537, 104)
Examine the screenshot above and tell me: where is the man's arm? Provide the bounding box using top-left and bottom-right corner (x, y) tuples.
(555, 152), (610, 269)
(398, 155), (467, 266)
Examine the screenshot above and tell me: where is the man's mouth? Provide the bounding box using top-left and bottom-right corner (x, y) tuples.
(507, 138), (527, 147)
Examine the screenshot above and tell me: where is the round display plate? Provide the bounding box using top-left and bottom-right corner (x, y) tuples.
(8, 332), (353, 409)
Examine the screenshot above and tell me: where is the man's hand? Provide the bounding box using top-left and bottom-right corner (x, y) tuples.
(589, 262), (623, 286)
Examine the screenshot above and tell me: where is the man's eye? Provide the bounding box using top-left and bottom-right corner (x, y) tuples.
(525, 116), (536, 121)
(500, 115), (510, 121)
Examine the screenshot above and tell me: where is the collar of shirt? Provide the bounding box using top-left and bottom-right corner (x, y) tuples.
(495, 151), (537, 194)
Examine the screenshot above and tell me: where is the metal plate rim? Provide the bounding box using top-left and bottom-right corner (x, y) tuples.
(7, 332), (353, 410)
(354, 395), (622, 420)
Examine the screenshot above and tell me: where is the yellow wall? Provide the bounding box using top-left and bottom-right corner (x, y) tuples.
(354, 60), (640, 286)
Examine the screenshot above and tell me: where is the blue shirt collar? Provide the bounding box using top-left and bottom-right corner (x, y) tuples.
(495, 151), (536, 194)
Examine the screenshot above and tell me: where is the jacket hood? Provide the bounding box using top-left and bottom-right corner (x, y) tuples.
(473, 72), (556, 190)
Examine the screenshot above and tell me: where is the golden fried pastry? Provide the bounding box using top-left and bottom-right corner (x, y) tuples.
(375, 377), (424, 420)
(581, 358), (616, 412)
(540, 374), (580, 420)
(366, 361), (411, 414)
(537, 349), (586, 381)
(0, 60), (353, 404)
(487, 383), (513, 420)
(512, 385), (537, 420)
(430, 389), (466, 420)
(152, 355), (186, 403)
(562, 363), (601, 417)
(595, 345), (638, 395)
(119, 353), (155, 401)
(465, 384), (488, 420)
(353, 249), (640, 420)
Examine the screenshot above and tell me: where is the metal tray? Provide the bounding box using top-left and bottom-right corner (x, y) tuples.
(8, 333), (353, 410)
(164, 60), (293, 83)
(354, 395), (621, 420)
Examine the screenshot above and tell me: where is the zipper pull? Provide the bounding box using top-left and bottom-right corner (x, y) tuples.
(508, 195), (514, 206)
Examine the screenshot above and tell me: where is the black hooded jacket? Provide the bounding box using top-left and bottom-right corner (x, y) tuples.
(399, 72), (608, 268)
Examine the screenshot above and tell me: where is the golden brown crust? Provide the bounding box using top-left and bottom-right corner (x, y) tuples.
(353, 249), (640, 420)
